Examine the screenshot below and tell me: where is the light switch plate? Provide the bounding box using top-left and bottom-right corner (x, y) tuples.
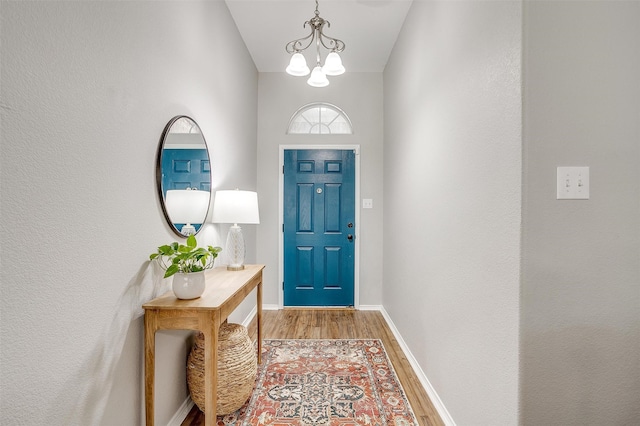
(557, 167), (589, 200)
(362, 199), (373, 209)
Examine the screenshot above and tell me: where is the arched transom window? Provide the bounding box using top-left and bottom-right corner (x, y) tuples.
(287, 103), (353, 135)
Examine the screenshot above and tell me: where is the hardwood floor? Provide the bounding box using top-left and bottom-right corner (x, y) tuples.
(182, 309), (444, 426)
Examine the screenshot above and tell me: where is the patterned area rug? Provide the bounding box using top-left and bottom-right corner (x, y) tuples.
(217, 339), (418, 425)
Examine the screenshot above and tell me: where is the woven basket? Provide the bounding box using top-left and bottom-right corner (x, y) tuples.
(187, 323), (257, 415)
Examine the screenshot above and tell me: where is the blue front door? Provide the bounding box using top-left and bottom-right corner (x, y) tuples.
(283, 149), (356, 306)
(161, 148), (210, 232)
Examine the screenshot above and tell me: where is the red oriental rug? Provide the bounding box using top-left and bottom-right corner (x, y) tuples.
(216, 339), (418, 426)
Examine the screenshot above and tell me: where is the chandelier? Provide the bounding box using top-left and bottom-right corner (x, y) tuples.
(285, 0), (345, 87)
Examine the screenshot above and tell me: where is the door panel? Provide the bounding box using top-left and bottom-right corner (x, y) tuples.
(297, 184), (314, 232)
(296, 246), (314, 288)
(284, 149), (355, 306)
(161, 148), (210, 193)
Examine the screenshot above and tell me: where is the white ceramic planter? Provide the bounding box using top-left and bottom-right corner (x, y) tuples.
(172, 271), (206, 299)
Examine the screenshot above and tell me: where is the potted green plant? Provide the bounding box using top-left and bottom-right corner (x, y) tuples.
(150, 235), (222, 299)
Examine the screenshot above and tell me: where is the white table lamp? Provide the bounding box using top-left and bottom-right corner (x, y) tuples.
(165, 189), (210, 236)
(212, 189), (260, 270)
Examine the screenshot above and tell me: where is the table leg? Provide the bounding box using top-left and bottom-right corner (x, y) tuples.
(257, 280), (262, 364)
(203, 318), (218, 426)
(144, 313), (157, 426)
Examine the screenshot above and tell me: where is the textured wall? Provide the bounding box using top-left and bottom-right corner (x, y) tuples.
(521, 2), (640, 424)
(256, 72), (384, 308)
(383, 1), (522, 424)
(0, 2), (257, 424)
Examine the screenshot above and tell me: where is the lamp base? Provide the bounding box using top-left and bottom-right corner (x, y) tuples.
(227, 265), (245, 271)
(225, 224), (246, 272)
(180, 223), (196, 236)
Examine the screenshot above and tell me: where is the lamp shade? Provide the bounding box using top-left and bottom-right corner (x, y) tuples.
(322, 52), (345, 76)
(307, 66), (329, 87)
(165, 189), (210, 224)
(286, 53), (310, 76)
(212, 190), (260, 224)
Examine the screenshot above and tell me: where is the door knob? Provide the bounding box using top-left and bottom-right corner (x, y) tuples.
(347, 234), (354, 241)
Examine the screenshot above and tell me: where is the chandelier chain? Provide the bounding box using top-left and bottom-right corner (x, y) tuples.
(284, 0), (345, 55)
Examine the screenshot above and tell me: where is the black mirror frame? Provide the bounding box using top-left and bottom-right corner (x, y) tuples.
(155, 115), (211, 238)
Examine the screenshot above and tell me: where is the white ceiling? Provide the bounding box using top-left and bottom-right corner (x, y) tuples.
(225, 0), (413, 73)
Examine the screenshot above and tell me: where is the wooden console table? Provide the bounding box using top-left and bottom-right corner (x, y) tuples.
(143, 264), (265, 426)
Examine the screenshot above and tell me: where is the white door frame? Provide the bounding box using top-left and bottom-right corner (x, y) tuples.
(278, 144), (361, 308)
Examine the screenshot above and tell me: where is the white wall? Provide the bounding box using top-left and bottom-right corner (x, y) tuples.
(383, 1), (522, 424)
(521, 2), (640, 424)
(256, 72), (384, 307)
(0, 2), (257, 425)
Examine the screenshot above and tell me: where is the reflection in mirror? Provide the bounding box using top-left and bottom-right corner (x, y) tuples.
(156, 116), (211, 237)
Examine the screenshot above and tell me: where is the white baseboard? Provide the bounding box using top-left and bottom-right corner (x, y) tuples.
(358, 304), (384, 311)
(241, 306), (257, 327)
(167, 396), (194, 426)
(240, 304), (279, 327)
(263, 303), (280, 311)
(377, 306), (456, 426)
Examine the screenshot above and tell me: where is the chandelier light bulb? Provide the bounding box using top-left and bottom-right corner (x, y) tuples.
(286, 53), (310, 76)
(307, 66), (329, 87)
(322, 52), (345, 76)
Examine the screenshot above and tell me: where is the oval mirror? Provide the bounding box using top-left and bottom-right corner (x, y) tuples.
(156, 116), (211, 237)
